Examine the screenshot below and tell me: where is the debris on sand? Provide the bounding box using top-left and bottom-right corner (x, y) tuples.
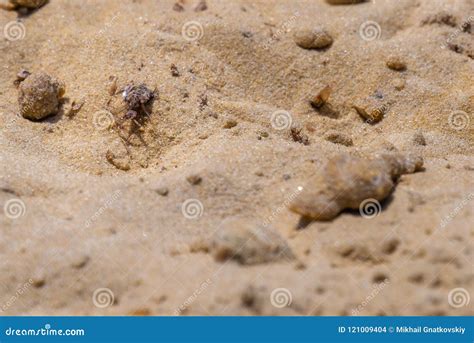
(209, 217), (295, 265)
(1, 0), (46, 10)
(194, 0), (207, 12)
(65, 99), (84, 118)
(121, 83), (155, 122)
(106, 150), (130, 171)
(293, 27), (333, 49)
(172, 0), (185, 12)
(325, 0), (366, 4)
(14, 69), (30, 87)
(392, 78), (405, 91)
(155, 186), (169, 196)
(170, 63), (180, 77)
(311, 85), (332, 108)
(223, 119), (238, 129)
(107, 76), (118, 96)
(290, 126), (310, 145)
(353, 98), (387, 123)
(186, 174), (202, 185)
(386, 56), (407, 71)
(288, 152), (423, 221)
(324, 131), (353, 146)
(18, 73), (65, 120)
(412, 131), (427, 146)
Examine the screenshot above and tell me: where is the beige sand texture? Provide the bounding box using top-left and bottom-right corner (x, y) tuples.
(0, 0), (473, 316)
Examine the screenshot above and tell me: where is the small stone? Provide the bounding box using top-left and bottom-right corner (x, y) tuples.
(257, 130), (269, 139)
(66, 99), (84, 118)
(325, 0), (366, 4)
(14, 69), (30, 87)
(18, 73), (65, 120)
(31, 275), (46, 288)
(186, 174), (202, 185)
(155, 186), (169, 196)
(170, 64), (180, 77)
(106, 150), (130, 171)
(290, 126), (310, 145)
(353, 98), (387, 123)
(324, 131), (353, 146)
(386, 56), (407, 71)
(71, 255), (90, 269)
(412, 131), (426, 146)
(380, 238), (400, 255)
(9, 0), (47, 9)
(194, 0), (207, 12)
(210, 217), (294, 265)
(108, 76), (118, 96)
(293, 27), (333, 50)
(129, 308), (151, 316)
(172, 1), (184, 11)
(311, 85), (332, 108)
(392, 78), (406, 91)
(223, 119), (237, 129)
(289, 152), (423, 221)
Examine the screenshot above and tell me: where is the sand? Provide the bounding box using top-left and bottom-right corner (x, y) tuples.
(0, 0), (473, 316)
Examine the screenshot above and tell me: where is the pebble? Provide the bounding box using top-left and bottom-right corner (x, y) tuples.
(412, 131), (426, 146)
(9, 0), (47, 9)
(186, 174), (202, 185)
(31, 274), (46, 288)
(311, 85), (332, 108)
(209, 217), (294, 265)
(108, 76), (118, 96)
(353, 98), (387, 123)
(172, 1), (184, 12)
(293, 27), (333, 50)
(325, 0), (366, 4)
(14, 69), (30, 87)
(70, 254), (90, 269)
(392, 78), (406, 91)
(290, 126), (310, 145)
(106, 150), (130, 171)
(18, 73), (65, 120)
(155, 186), (169, 196)
(288, 152), (423, 220)
(223, 119), (238, 129)
(194, 0), (207, 12)
(386, 56), (407, 71)
(324, 131), (353, 146)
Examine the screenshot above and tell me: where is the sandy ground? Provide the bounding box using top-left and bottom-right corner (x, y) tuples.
(0, 0), (473, 316)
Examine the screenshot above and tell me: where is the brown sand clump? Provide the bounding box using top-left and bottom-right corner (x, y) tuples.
(1, 0), (47, 10)
(208, 217), (295, 265)
(293, 28), (333, 50)
(289, 152), (423, 220)
(18, 73), (65, 120)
